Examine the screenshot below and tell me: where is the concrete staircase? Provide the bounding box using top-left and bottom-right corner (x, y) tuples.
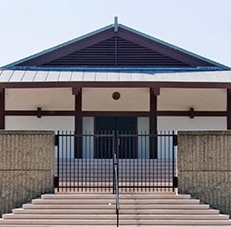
(0, 192), (231, 226)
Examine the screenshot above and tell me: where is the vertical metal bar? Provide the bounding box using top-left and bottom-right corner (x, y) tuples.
(69, 131), (71, 192)
(168, 131), (172, 191)
(164, 131), (167, 192)
(61, 131), (64, 192)
(101, 131), (104, 191)
(57, 131), (60, 192)
(128, 131), (130, 192)
(65, 131), (68, 192)
(156, 132), (159, 192)
(73, 132), (76, 192)
(116, 130), (119, 192)
(124, 131), (127, 192)
(172, 131), (175, 192)
(81, 133), (84, 192)
(143, 132), (147, 192)
(89, 132), (92, 192)
(92, 132), (95, 192)
(112, 131), (115, 194)
(136, 131), (139, 192)
(86, 132), (88, 192)
(76, 133), (79, 192)
(109, 132), (113, 192)
(147, 132), (151, 192)
(106, 131), (109, 191)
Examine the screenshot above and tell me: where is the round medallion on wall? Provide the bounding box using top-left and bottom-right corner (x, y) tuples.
(112, 91), (121, 100)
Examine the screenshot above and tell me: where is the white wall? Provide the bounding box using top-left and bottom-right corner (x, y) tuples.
(158, 88), (226, 111)
(5, 88), (74, 110)
(82, 88), (150, 111)
(5, 116), (75, 131)
(158, 117), (227, 131)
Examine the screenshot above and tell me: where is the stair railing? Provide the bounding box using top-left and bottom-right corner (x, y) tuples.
(113, 153), (119, 227)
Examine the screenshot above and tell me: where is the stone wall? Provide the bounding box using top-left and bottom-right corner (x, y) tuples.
(0, 131), (54, 216)
(178, 131), (231, 216)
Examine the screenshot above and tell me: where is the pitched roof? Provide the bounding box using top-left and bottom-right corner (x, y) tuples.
(3, 23), (230, 71)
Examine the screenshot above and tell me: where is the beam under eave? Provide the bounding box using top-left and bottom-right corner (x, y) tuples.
(0, 89), (5, 129)
(2, 81), (231, 89)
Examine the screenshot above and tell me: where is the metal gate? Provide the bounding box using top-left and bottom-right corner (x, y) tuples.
(55, 131), (177, 192)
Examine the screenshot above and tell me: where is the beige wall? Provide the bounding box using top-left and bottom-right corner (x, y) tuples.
(5, 88), (74, 110)
(82, 88), (150, 111)
(178, 131), (231, 216)
(0, 131), (54, 216)
(158, 117), (227, 131)
(158, 88), (226, 111)
(5, 116), (75, 131)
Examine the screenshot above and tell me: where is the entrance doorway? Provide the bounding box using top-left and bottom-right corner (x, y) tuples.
(95, 116), (137, 159)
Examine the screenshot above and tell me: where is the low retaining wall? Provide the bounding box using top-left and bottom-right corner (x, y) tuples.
(0, 131), (55, 216)
(178, 131), (231, 216)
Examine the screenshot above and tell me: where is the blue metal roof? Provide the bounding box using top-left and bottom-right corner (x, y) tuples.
(3, 66), (223, 74)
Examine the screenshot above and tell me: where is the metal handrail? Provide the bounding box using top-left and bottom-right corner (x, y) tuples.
(113, 153), (119, 227)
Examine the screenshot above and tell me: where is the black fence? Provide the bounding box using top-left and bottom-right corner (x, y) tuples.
(55, 131), (177, 192)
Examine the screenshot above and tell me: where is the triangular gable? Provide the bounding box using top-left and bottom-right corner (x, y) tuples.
(4, 23), (229, 70)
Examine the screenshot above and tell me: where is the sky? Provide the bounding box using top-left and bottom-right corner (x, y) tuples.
(0, 0), (231, 68)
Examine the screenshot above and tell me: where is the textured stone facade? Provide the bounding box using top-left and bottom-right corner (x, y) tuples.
(0, 131), (54, 216)
(178, 131), (231, 216)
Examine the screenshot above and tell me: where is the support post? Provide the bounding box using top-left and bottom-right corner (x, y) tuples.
(227, 89), (231, 129)
(150, 88), (158, 159)
(0, 89), (5, 129)
(75, 88), (82, 158)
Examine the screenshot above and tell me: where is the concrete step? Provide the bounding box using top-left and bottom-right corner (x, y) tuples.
(0, 219), (231, 225)
(42, 193), (190, 199)
(3, 213), (229, 220)
(1, 225), (231, 227)
(1, 192), (230, 227)
(32, 198), (200, 205)
(13, 208), (220, 215)
(23, 203), (210, 209)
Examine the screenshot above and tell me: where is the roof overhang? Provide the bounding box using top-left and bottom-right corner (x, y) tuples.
(1, 70), (231, 89)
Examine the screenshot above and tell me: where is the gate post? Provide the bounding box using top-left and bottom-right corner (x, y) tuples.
(55, 131), (60, 192)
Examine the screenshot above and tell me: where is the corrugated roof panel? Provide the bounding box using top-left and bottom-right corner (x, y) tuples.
(1, 69), (231, 83)
(0, 70), (14, 82)
(95, 72), (108, 81)
(119, 73), (132, 81)
(71, 71), (84, 81)
(130, 73), (145, 81)
(107, 72), (119, 81)
(46, 71), (60, 81)
(83, 72), (96, 81)
(7, 70), (25, 82)
(21, 71), (37, 82)
(34, 71), (49, 81)
(142, 73), (157, 82)
(59, 71), (72, 81)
